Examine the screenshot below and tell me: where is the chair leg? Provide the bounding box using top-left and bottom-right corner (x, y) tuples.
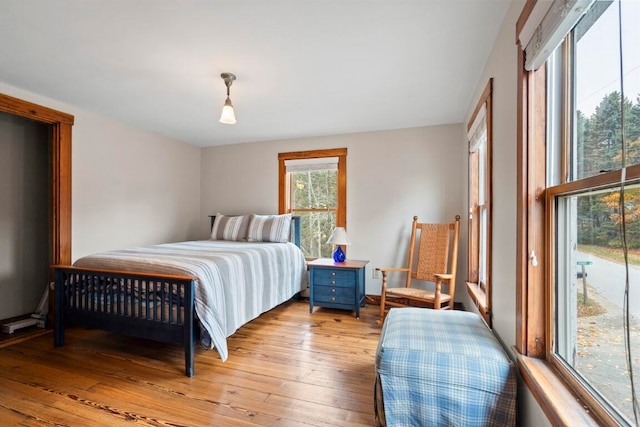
(434, 278), (442, 309)
(377, 271), (388, 326)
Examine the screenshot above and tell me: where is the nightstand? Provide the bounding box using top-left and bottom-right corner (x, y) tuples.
(308, 258), (369, 318)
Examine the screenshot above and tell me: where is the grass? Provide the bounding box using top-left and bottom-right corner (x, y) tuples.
(578, 244), (640, 266)
(577, 288), (607, 317)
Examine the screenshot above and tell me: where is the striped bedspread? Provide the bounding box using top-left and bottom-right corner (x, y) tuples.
(73, 240), (307, 361)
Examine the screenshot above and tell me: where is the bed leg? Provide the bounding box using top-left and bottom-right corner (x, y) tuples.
(184, 280), (195, 377)
(185, 326), (194, 378)
(54, 271), (64, 347)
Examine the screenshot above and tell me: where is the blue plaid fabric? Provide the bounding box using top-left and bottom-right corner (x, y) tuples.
(375, 308), (516, 426)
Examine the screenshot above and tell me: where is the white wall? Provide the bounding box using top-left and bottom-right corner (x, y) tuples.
(72, 110), (201, 258)
(462, 0), (521, 353)
(462, 1), (551, 426)
(201, 125), (465, 295)
(0, 82), (202, 262)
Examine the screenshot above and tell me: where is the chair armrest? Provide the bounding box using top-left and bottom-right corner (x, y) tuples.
(434, 273), (453, 280)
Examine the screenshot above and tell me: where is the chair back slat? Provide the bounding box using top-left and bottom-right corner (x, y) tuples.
(415, 223), (451, 282)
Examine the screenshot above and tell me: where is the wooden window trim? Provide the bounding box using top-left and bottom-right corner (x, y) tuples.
(469, 150), (480, 284)
(466, 78), (493, 327)
(278, 148), (346, 227)
(278, 148), (347, 259)
(515, 35), (605, 427)
(517, 354), (603, 426)
(518, 54), (547, 358)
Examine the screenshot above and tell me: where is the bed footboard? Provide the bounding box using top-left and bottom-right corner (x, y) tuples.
(53, 266), (197, 377)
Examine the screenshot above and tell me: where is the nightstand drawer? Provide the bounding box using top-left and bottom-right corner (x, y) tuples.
(314, 285), (355, 304)
(313, 269), (356, 287)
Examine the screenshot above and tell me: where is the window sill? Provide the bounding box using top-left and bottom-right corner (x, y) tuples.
(516, 353), (602, 426)
(466, 281), (491, 326)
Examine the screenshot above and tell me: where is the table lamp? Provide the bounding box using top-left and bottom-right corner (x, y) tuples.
(326, 227), (351, 263)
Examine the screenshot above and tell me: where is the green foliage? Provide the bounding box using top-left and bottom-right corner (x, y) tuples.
(577, 92), (640, 178)
(290, 169), (338, 258)
(577, 92), (640, 248)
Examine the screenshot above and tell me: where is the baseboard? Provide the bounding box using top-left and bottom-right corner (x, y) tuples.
(365, 295), (381, 305)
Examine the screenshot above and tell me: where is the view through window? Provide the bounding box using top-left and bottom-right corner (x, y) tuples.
(547, 1), (640, 422)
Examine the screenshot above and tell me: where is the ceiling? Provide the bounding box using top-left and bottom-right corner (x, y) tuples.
(0, 1), (510, 147)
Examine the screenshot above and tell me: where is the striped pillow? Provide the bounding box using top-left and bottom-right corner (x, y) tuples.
(210, 214), (251, 241)
(246, 214), (292, 243)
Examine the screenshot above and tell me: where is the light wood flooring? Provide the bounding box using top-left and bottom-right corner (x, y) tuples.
(0, 299), (383, 426)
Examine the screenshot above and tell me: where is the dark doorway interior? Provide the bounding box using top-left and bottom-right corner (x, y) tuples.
(0, 112), (51, 340)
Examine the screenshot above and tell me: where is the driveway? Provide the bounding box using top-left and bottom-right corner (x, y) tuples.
(575, 251), (640, 422)
(576, 251), (640, 319)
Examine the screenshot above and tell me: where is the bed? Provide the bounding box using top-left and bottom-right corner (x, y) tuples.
(53, 214), (306, 377)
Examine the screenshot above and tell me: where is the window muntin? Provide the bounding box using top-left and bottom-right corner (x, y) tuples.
(544, 1), (640, 423)
(278, 149), (346, 259)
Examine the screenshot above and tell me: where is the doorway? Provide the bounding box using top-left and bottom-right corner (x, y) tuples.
(0, 93), (73, 344)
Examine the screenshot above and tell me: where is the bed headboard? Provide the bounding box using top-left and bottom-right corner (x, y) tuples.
(208, 215), (301, 248)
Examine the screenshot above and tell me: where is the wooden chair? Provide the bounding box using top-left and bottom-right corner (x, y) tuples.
(376, 215), (461, 325)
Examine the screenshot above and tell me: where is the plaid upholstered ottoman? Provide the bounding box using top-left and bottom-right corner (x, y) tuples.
(375, 308), (516, 426)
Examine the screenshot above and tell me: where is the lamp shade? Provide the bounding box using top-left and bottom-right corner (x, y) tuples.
(326, 227), (351, 246)
(219, 97), (236, 124)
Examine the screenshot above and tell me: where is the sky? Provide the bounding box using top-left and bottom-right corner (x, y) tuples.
(576, 0), (640, 117)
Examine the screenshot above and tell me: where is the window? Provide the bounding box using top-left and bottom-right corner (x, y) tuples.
(517, 0), (640, 424)
(278, 148), (346, 259)
(467, 79), (493, 327)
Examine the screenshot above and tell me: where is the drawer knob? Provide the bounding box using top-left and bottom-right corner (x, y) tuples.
(331, 288), (336, 293)
(331, 272), (336, 276)
(331, 297), (336, 301)
(331, 280), (336, 284)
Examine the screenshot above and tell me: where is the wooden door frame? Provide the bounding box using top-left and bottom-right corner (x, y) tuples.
(0, 93), (74, 265)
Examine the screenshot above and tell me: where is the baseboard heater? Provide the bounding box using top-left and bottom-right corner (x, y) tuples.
(2, 316), (46, 334)
(2, 283), (50, 334)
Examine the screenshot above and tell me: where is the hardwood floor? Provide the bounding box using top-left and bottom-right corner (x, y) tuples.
(0, 300), (383, 426)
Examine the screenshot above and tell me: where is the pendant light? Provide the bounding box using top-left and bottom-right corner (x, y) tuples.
(219, 72), (236, 124)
